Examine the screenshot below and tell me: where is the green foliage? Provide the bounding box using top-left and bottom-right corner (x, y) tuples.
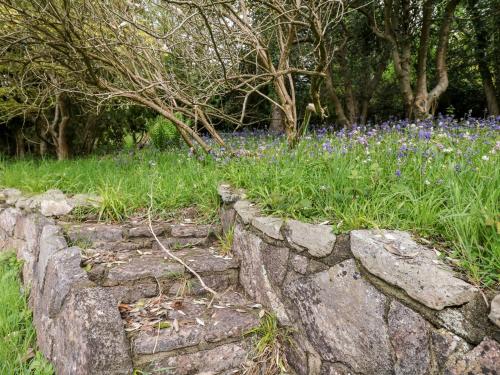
(245, 312), (290, 374)
(0, 252), (54, 375)
(0, 124), (498, 286)
(146, 115), (183, 150)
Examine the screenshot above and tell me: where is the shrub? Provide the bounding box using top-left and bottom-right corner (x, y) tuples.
(146, 115), (183, 150)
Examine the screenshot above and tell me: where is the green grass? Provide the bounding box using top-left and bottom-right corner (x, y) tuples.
(0, 252), (54, 375)
(0, 126), (498, 286)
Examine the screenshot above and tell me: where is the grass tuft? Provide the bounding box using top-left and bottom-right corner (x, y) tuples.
(0, 251), (53, 374)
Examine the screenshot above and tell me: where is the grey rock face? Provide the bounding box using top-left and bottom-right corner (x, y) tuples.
(489, 294), (500, 328)
(284, 259), (393, 374)
(220, 206), (237, 234)
(351, 230), (478, 310)
(232, 225), (291, 325)
(251, 216), (284, 240)
(290, 253), (309, 274)
(388, 301), (431, 375)
(444, 337), (500, 374)
(41, 246), (93, 317)
(52, 287), (133, 375)
(285, 220), (335, 257)
(234, 200), (260, 224)
(35, 224), (67, 296)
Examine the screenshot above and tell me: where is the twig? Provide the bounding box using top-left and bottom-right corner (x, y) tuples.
(147, 191), (218, 299)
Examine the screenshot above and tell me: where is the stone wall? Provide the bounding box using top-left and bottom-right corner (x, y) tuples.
(218, 184), (500, 374)
(0, 189), (134, 375)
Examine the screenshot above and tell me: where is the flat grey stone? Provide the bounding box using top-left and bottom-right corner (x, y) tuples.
(220, 206), (236, 234)
(351, 230), (478, 310)
(251, 216), (284, 240)
(105, 257), (185, 284)
(134, 325), (203, 354)
(285, 220), (335, 257)
(444, 337), (500, 374)
(51, 287), (133, 374)
(146, 342), (250, 375)
(127, 225), (164, 238)
(67, 223), (123, 243)
(388, 300), (431, 375)
(489, 294), (500, 328)
(234, 200), (260, 224)
(170, 224), (215, 238)
(40, 199), (73, 216)
(283, 259), (393, 374)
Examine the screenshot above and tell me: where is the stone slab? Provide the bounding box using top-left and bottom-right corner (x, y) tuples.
(251, 216), (284, 240)
(285, 220), (335, 257)
(351, 230), (478, 310)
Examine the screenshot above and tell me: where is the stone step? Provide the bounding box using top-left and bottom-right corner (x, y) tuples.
(83, 245), (238, 303)
(63, 222), (237, 303)
(121, 292), (260, 374)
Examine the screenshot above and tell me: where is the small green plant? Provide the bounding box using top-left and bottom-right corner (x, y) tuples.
(97, 182), (129, 221)
(0, 251), (54, 374)
(146, 114), (184, 150)
(217, 226), (234, 256)
(245, 312), (291, 375)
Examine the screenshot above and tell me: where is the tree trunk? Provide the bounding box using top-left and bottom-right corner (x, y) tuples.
(469, 0), (499, 116)
(15, 128), (25, 158)
(269, 103), (285, 133)
(325, 68), (349, 127)
(56, 94), (70, 160)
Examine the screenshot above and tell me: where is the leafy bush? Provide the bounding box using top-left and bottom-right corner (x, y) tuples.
(146, 115), (183, 150)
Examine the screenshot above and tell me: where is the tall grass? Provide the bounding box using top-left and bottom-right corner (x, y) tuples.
(0, 252), (53, 374)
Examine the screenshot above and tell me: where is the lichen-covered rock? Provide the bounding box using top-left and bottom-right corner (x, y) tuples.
(431, 329), (471, 372)
(285, 220), (335, 257)
(290, 253), (309, 274)
(40, 199), (73, 217)
(284, 259), (393, 374)
(251, 216), (284, 240)
(388, 300), (431, 375)
(170, 223), (216, 238)
(51, 287), (133, 375)
(351, 230), (478, 310)
(489, 294), (500, 328)
(66, 223), (123, 243)
(0, 188), (22, 204)
(444, 337), (500, 374)
(217, 183), (244, 203)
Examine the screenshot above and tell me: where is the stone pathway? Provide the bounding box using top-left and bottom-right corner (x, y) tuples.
(62, 219), (261, 374)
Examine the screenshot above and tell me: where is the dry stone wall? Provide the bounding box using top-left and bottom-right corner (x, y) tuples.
(0, 189), (133, 375)
(218, 184), (500, 375)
